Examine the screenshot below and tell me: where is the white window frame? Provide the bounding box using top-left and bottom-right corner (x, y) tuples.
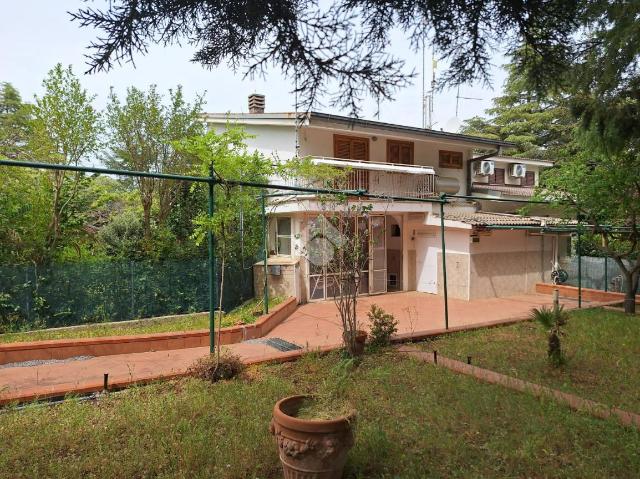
(276, 217), (292, 256)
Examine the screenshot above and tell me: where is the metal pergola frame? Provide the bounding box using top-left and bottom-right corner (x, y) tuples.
(1, 158), (599, 351)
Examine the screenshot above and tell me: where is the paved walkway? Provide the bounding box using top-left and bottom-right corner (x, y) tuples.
(0, 292), (597, 404)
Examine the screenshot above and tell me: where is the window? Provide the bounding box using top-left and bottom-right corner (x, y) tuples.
(439, 150), (463, 169)
(489, 167), (505, 185)
(276, 217), (292, 255)
(523, 171), (535, 187)
(334, 134), (370, 190)
(333, 135), (369, 161)
(387, 140), (414, 164)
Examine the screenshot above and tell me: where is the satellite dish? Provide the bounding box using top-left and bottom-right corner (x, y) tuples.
(444, 117), (462, 132)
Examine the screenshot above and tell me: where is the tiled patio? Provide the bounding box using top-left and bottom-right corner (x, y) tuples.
(0, 291), (599, 404)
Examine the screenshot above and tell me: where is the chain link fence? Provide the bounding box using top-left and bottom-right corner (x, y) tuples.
(559, 256), (631, 293)
(0, 258), (254, 332)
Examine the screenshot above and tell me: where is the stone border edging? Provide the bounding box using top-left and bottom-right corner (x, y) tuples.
(398, 345), (640, 430)
(0, 297), (298, 365)
(536, 282), (638, 304)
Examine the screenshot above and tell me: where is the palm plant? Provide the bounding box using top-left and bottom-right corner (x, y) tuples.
(530, 304), (569, 367)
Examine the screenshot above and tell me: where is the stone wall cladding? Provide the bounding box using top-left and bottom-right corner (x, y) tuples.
(468, 250), (553, 299)
(254, 263), (299, 302)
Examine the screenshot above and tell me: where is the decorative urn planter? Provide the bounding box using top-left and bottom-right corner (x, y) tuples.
(353, 330), (368, 356)
(270, 395), (355, 479)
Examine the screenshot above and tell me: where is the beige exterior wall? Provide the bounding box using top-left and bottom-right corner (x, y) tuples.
(254, 260), (302, 304)
(468, 231), (554, 299)
(437, 252), (470, 300)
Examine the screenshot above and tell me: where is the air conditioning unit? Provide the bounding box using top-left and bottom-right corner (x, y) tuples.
(473, 160), (495, 176)
(509, 163), (527, 178)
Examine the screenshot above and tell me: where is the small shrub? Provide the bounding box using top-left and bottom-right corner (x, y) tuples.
(530, 305), (569, 367)
(367, 304), (398, 347)
(187, 350), (245, 382)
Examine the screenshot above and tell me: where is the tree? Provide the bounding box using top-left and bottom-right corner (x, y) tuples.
(30, 64), (100, 252)
(460, 56), (575, 159)
(106, 85), (204, 242)
(0, 167), (51, 263)
(0, 82), (32, 159)
(176, 125), (272, 366)
(70, 0), (581, 115)
(539, 149), (640, 314)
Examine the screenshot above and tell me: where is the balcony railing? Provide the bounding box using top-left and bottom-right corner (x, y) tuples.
(271, 157), (437, 199)
(316, 157), (437, 199)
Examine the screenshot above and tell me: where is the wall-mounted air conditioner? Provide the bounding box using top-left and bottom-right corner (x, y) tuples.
(509, 163), (527, 178)
(473, 160), (495, 176)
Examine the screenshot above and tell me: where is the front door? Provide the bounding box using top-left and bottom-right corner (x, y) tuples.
(306, 214), (387, 300)
(415, 232), (438, 294)
(369, 215), (387, 294)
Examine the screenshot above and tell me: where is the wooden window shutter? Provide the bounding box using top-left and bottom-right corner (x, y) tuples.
(438, 150), (463, 169)
(388, 142), (400, 163)
(388, 140), (414, 164)
(524, 171), (535, 187)
(351, 139), (368, 161)
(334, 137), (351, 159)
(333, 135), (369, 161)
(400, 143), (413, 164)
(489, 168), (505, 185)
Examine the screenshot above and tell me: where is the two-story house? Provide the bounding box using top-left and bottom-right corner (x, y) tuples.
(205, 94), (565, 303)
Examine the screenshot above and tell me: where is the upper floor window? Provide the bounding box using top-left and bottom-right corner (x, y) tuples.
(276, 217), (292, 255)
(387, 140), (414, 164)
(439, 150), (463, 169)
(333, 135), (369, 161)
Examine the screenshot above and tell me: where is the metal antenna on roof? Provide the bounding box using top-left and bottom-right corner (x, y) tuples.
(294, 68), (300, 157)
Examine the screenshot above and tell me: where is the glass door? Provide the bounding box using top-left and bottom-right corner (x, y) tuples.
(370, 215), (387, 294)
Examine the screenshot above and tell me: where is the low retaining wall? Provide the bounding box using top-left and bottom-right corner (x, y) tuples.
(535, 283), (634, 304)
(0, 297), (297, 365)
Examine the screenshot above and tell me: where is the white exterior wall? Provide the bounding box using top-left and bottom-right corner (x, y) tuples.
(209, 123), (297, 161)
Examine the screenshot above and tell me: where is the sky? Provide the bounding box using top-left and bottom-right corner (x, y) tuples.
(1, 1), (509, 131)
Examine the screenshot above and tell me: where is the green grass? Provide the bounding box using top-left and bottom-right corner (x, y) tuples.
(0, 296), (285, 344)
(428, 307), (640, 414)
(1, 350), (638, 478)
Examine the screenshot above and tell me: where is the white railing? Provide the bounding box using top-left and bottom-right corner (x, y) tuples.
(270, 157), (437, 198)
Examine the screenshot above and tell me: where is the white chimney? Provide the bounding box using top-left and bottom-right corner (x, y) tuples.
(248, 94), (265, 114)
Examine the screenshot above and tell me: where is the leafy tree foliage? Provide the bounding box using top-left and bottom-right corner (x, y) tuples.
(0, 82), (32, 159)
(461, 57), (575, 159)
(540, 150), (640, 313)
(176, 125), (272, 363)
(30, 64), (101, 252)
(106, 85), (204, 243)
(70, 0), (581, 115)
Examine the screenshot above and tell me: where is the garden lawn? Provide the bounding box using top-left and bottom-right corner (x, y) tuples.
(0, 297), (284, 344)
(428, 307), (640, 414)
(1, 350), (639, 478)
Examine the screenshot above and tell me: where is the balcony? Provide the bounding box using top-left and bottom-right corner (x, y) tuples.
(310, 157), (437, 199)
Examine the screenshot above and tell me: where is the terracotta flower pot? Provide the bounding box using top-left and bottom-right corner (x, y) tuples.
(270, 395), (355, 479)
(345, 330), (368, 356)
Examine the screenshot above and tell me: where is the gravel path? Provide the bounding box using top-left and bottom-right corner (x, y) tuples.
(0, 355), (94, 370)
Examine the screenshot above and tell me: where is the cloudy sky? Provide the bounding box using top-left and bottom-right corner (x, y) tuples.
(1, 1), (509, 131)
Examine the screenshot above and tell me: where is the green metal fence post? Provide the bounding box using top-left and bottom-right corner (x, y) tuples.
(604, 254), (608, 292)
(577, 218), (582, 308)
(208, 168), (216, 354)
(439, 195), (449, 330)
(261, 192), (269, 314)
